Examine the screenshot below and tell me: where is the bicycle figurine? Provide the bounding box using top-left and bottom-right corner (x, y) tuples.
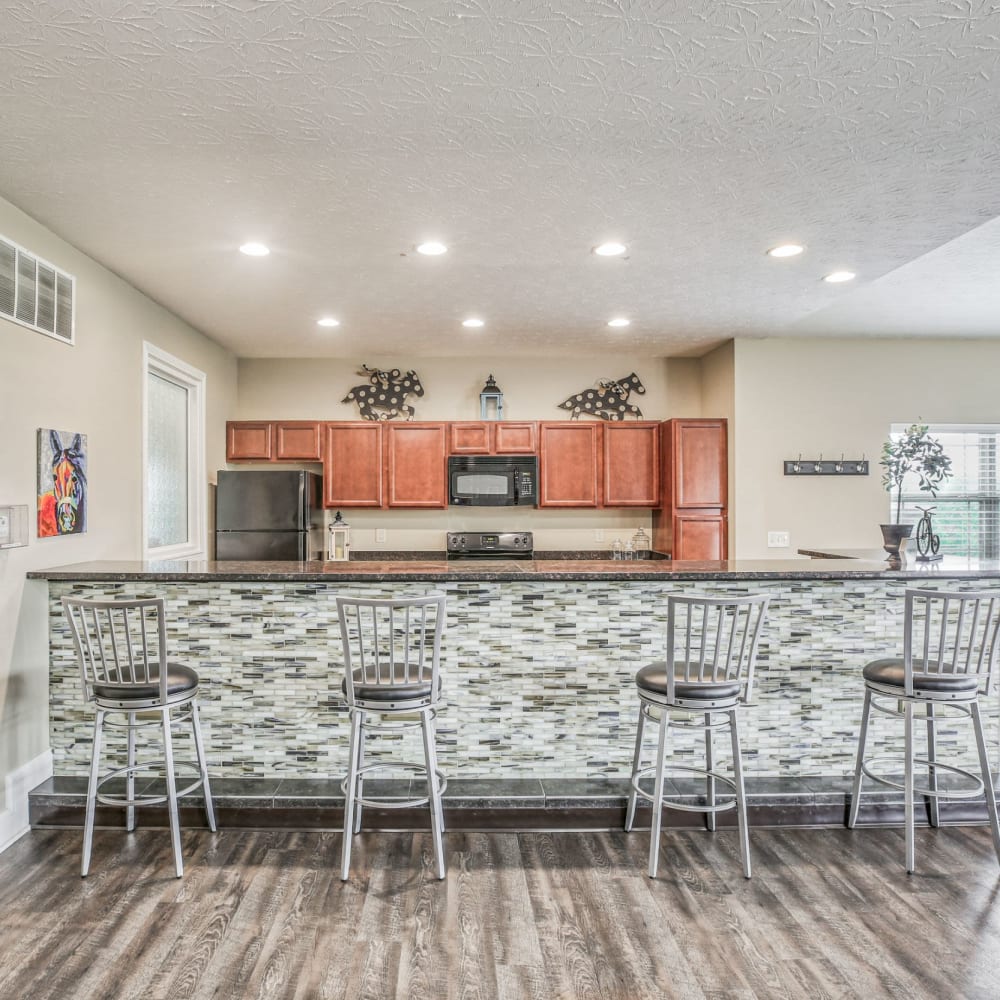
(915, 505), (942, 561)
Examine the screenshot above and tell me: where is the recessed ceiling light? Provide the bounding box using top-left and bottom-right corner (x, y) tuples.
(462, 318), (484, 328)
(823, 270), (856, 283)
(416, 241), (448, 256)
(317, 317), (340, 328)
(594, 242), (627, 257)
(239, 242), (270, 257)
(607, 317), (630, 328)
(767, 244), (804, 258)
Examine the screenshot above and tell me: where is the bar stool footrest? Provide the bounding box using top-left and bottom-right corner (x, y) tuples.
(340, 759), (447, 810)
(95, 759), (206, 807)
(860, 754), (985, 800)
(631, 763), (738, 813)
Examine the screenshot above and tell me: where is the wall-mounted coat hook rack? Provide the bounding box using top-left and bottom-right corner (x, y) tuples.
(784, 454), (869, 477)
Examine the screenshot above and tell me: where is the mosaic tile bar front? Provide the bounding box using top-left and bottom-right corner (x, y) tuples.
(46, 579), (1000, 780)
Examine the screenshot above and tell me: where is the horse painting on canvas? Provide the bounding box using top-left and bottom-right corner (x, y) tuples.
(38, 429), (87, 537)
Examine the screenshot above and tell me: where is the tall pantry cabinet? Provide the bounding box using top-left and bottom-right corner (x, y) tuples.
(651, 419), (728, 561)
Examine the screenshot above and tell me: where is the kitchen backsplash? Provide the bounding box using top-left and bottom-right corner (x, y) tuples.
(320, 506), (653, 555)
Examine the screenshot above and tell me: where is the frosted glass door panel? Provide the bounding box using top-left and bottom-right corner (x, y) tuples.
(147, 372), (189, 548)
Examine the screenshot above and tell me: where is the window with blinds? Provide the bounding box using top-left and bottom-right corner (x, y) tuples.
(892, 424), (1000, 559)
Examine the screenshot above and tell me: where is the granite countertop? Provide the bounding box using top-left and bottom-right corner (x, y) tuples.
(26, 554), (1000, 582)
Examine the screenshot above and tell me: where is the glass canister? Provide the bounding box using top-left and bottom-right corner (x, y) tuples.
(632, 526), (651, 560)
(611, 539), (623, 560)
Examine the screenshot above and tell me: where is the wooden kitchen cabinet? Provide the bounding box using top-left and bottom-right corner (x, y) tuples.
(385, 423), (448, 508)
(448, 421), (538, 455)
(448, 422), (492, 454)
(669, 511), (728, 561)
(227, 420), (322, 462)
(665, 419), (727, 508)
(226, 421), (273, 461)
(653, 418), (728, 559)
(274, 421), (322, 461)
(538, 422), (601, 507)
(602, 422), (660, 507)
(493, 422), (537, 454)
(322, 422), (383, 507)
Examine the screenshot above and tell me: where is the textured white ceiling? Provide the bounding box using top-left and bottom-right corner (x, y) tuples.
(2, 1), (999, 358)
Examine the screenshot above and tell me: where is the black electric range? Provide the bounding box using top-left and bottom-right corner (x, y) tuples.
(446, 531), (533, 560)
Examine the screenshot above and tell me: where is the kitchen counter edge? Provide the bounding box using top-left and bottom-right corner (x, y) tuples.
(26, 556), (1000, 583)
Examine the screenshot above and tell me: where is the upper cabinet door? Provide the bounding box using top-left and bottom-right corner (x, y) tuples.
(323, 422), (384, 507)
(603, 422), (660, 507)
(226, 421), (273, 461)
(274, 421), (322, 461)
(493, 421), (537, 454)
(672, 419), (727, 508)
(386, 423), (448, 508)
(538, 422), (601, 507)
(449, 422), (492, 454)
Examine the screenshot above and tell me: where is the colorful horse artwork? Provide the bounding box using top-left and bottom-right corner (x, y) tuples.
(37, 429), (87, 537)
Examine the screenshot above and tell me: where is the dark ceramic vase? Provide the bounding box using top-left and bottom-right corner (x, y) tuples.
(880, 523), (913, 561)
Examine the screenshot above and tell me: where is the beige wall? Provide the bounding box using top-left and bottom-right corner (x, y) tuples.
(0, 195), (236, 815)
(731, 337), (1000, 558)
(237, 356), (686, 422)
(237, 356), (698, 553)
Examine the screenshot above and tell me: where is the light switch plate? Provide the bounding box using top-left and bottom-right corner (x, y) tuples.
(594, 529), (604, 542)
(767, 531), (790, 548)
(0, 505), (29, 548)
(375, 528), (386, 543)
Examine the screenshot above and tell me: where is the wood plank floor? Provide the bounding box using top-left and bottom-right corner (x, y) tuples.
(0, 824), (998, 999)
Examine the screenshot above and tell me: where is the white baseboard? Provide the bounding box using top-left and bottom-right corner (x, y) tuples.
(0, 750), (53, 854)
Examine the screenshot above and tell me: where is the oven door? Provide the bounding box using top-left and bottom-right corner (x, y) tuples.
(449, 463), (517, 506)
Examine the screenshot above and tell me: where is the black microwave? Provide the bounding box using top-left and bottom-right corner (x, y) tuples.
(448, 455), (538, 507)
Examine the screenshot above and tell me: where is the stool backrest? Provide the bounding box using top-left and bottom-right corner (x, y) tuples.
(903, 588), (1000, 696)
(336, 593), (446, 704)
(666, 593), (770, 703)
(62, 596), (169, 702)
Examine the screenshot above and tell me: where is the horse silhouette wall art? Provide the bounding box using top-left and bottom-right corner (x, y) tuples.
(342, 365), (424, 420)
(37, 428), (87, 537)
(557, 373), (646, 420)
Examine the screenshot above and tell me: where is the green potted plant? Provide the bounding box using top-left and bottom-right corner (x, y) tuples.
(879, 423), (952, 559)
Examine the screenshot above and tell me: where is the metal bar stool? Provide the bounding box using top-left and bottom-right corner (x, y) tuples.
(62, 597), (217, 878)
(625, 593), (770, 879)
(337, 593), (447, 881)
(847, 587), (1000, 872)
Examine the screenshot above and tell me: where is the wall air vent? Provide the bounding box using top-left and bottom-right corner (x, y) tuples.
(0, 235), (75, 345)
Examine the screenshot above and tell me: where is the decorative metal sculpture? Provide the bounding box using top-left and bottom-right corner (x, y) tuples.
(557, 372), (646, 421)
(342, 364), (424, 421)
(915, 505), (943, 561)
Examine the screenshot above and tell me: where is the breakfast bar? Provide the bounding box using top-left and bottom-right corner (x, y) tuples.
(28, 555), (1000, 825)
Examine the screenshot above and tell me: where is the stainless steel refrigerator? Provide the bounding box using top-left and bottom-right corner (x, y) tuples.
(215, 470), (322, 560)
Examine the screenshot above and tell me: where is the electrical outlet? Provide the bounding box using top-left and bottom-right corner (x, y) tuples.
(0, 513), (8, 545)
(767, 531), (790, 548)
(594, 528), (605, 542)
(375, 528), (386, 543)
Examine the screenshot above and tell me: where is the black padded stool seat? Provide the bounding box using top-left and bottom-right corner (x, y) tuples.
(341, 665), (442, 702)
(636, 661), (742, 702)
(92, 662), (199, 701)
(862, 658), (980, 693)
